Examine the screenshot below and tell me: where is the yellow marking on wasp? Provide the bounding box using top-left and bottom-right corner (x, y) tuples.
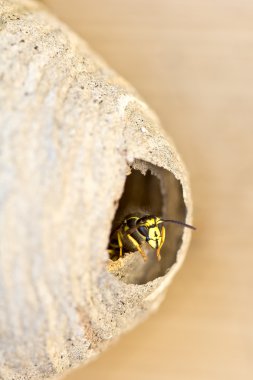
(126, 234), (148, 261)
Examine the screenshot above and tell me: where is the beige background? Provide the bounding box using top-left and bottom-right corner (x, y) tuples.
(44, 1), (253, 379)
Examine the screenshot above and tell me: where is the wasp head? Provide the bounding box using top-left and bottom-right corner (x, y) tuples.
(134, 214), (195, 261)
(137, 215), (163, 250)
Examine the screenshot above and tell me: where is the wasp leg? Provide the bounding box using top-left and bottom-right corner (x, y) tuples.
(156, 225), (166, 261)
(117, 230), (124, 258)
(126, 234), (148, 262)
(108, 248), (118, 261)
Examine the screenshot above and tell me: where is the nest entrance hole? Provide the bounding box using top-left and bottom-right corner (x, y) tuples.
(108, 162), (186, 285)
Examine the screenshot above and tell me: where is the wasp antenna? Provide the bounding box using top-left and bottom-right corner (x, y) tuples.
(161, 219), (196, 230)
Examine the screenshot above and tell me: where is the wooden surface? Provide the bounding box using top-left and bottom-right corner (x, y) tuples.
(44, 1), (253, 379)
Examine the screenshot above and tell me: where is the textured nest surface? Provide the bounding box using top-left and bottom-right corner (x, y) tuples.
(0, 1), (193, 379)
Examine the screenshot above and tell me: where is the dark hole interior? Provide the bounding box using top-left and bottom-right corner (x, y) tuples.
(108, 163), (186, 284)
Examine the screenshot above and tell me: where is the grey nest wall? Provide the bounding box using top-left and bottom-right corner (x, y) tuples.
(0, 1), (193, 379)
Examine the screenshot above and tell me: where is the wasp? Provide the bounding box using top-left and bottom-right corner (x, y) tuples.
(108, 214), (196, 262)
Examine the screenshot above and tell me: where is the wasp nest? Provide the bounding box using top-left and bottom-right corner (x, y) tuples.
(0, 1), (193, 379)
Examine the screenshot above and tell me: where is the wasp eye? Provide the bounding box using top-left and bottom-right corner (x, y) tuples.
(138, 225), (149, 236)
(158, 223), (163, 231)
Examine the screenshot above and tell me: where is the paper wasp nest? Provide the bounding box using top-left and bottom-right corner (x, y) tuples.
(0, 1), (193, 379)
